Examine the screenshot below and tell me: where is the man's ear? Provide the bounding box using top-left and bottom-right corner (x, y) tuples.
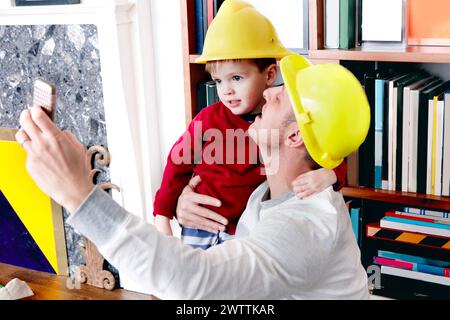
(266, 64), (278, 87)
(285, 127), (304, 148)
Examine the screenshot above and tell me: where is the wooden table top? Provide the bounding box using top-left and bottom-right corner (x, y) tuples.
(0, 263), (157, 300)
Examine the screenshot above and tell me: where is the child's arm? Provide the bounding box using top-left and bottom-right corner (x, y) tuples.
(292, 160), (347, 199)
(153, 113), (205, 221)
(154, 215), (173, 236)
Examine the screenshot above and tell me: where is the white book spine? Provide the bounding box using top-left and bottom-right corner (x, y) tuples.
(381, 266), (450, 286)
(408, 90), (419, 193)
(380, 218), (450, 238)
(392, 87), (398, 190)
(442, 93), (450, 196)
(426, 99), (434, 195)
(435, 100), (444, 196)
(388, 82), (395, 191)
(324, 0), (340, 49)
(402, 87), (411, 192)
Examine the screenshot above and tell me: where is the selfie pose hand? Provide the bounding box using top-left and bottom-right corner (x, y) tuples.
(16, 106), (94, 214)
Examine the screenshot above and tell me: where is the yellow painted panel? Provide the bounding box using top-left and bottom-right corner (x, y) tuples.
(0, 141), (62, 274)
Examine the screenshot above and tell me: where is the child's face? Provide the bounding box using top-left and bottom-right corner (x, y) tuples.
(210, 60), (272, 115)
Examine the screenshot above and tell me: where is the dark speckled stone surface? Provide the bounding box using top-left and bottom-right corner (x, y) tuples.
(0, 25), (119, 286)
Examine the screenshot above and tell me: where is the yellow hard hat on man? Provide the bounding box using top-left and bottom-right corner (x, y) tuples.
(195, 0), (294, 63)
(280, 55), (371, 169)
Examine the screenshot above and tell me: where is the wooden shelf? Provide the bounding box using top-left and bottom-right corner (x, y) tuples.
(192, 46), (450, 64)
(308, 46), (450, 63)
(342, 187), (450, 211)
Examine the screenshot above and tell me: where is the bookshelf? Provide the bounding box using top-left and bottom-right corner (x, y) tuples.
(180, 0), (450, 298)
(307, 1), (450, 299)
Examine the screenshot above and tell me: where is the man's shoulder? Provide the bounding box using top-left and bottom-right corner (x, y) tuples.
(267, 188), (344, 238)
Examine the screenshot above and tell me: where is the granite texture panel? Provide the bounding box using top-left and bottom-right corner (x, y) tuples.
(0, 25), (119, 287)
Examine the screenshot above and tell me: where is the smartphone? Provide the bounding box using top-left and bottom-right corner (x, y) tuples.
(33, 79), (56, 120)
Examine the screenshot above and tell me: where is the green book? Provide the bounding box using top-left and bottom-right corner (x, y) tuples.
(339, 0), (356, 49)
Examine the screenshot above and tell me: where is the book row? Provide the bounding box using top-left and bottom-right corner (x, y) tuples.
(355, 71), (450, 196)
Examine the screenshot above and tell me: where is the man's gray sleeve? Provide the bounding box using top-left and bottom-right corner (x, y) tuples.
(67, 187), (130, 247)
(67, 187), (313, 299)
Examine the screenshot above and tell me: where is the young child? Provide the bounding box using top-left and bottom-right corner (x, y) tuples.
(153, 0), (347, 248)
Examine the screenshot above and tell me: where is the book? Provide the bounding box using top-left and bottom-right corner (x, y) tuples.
(381, 265), (450, 286)
(374, 256), (412, 270)
(401, 77), (435, 192)
(202, 0), (209, 43)
(442, 91), (450, 196)
(388, 74), (410, 190)
(361, 0), (403, 42)
(408, 78), (441, 192)
(367, 222), (450, 251)
(374, 76), (394, 189)
(350, 207), (360, 244)
(207, 0), (214, 27)
(354, 0), (362, 47)
(359, 72), (377, 188)
(391, 210), (450, 224)
(378, 250), (450, 269)
(380, 216), (450, 238)
(407, 0), (450, 46)
(194, 0), (205, 54)
(385, 211), (450, 226)
(404, 207), (450, 219)
(395, 73), (427, 192)
(426, 98), (434, 194)
(213, 0), (225, 16)
(324, 0), (339, 49)
(339, 0), (356, 50)
(416, 81), (449, 194)
(309, 0), (325, 50)
(347, 150), (359, 186)
(433, 95), (445, 195)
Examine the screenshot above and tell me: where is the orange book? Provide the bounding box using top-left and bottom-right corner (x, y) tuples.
(407, 0), (450, 46)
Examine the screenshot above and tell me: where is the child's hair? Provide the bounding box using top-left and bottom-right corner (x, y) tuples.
(205, 58), (277, 75)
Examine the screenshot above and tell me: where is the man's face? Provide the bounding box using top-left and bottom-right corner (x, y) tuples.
(248, 85), (293, 149)
(210, 60), (269, 115)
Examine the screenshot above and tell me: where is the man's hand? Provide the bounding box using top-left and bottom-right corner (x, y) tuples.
(176, 176), (228, 234)
(16, 106), (94, 214)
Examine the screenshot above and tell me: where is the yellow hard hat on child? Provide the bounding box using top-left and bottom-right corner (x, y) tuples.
(195, 0), (294, 63)
(280, 55), (370, 169)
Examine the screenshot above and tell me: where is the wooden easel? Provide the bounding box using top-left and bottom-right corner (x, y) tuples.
(78, 145), (120, 291)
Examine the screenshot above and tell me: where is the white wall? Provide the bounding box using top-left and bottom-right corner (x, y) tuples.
(149, 1), (186, 169)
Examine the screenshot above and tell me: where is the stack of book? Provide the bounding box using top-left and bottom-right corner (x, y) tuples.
(354, 71), (450, 196)
(380, 210), (450, 239)
(366, 208), (450, 251)
(373, 250), (450, 286)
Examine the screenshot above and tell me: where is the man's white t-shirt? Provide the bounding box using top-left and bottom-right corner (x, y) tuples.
(68, 182), (369, 299)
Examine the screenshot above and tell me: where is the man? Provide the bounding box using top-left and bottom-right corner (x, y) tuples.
(16, 55), (370, 299)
